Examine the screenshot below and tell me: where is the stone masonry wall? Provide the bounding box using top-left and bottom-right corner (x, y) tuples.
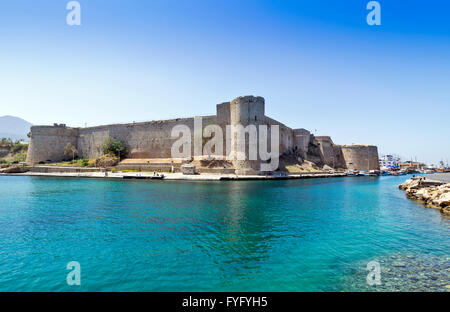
(27, 116), (219, 164)
(292, 128), (311, 158)
(315, 136), (347, 169)
(78, 117), (216, 160)
(340, 145), (380, 171)
(26, 126), (79, 164)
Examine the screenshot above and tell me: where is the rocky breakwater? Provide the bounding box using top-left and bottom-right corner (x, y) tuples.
(0, 165), (30, 174)
(399, 177), (450, 215)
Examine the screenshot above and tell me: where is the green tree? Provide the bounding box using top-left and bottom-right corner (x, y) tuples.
(0, 138), (12, 147)
(101, 137), (127, 159)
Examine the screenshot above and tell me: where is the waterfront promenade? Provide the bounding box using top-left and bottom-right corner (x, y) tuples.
(424, 173), (450, 183)
(0, 170), (347, 181)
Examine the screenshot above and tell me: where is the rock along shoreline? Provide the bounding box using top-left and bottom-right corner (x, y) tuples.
(399, 177), (450, 215)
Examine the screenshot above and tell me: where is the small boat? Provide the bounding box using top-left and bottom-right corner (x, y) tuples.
(345, 170), (360, 177)
(123, 175), (148, 179)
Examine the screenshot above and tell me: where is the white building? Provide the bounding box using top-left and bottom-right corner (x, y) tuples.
(379, 155), (401, 169)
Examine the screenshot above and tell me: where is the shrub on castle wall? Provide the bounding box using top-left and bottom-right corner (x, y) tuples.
(101, 137), (127, 159)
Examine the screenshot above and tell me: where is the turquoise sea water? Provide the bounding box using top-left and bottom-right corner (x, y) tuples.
(0, 175), (448, 291)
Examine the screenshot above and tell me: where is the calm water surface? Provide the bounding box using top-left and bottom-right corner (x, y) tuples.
(0, 175), (448, 291)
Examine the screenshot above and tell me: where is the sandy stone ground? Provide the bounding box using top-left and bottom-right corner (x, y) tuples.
(424, 173), (450, 183)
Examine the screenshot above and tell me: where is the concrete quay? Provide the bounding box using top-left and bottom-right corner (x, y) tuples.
(1, 170), (348, 181)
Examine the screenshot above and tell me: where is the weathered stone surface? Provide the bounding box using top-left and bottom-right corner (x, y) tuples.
(435, 193), (450, 207)
(315, 136), (347, 169)
(95, 154), (119, 168)
(441, 206), (450, 215)
(340, 144), (380, 171)
(0, 166), (30, 173)
(181, 164), (198, 175)
(26, 125), (79, 164)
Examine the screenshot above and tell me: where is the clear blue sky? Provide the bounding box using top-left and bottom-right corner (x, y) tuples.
(0, 0), (449, 165)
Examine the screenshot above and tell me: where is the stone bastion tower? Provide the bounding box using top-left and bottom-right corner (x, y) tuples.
(340, 145), (380, 171)
(228, 96), (265, 175)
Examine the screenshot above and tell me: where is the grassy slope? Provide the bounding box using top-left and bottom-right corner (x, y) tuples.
(0, 142), (28, 164)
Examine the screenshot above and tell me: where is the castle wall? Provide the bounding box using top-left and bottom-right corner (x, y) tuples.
(26, 126), (79, 164)
(229, 96), (265, 174)
(25, 95), (380, 173)
(27, 116), (219, 164)
(333, 145), (347, 169)
(315, 136), (335, 167)
(314, 136), (346, 169)
(77, 118), (197, 160)
(264, 116), (294, 155)
(304, 135), (323, 166)
(216, 102), (231, 160)
(216, 102), (231, 126)
(340, 145), (380, 171)
(78, 116), (218, 160)
(293, 128), (311, 158)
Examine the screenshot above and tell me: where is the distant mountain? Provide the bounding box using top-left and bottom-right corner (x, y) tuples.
(0, 116), (33, 141)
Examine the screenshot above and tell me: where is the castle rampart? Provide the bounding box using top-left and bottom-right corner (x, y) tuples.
(340, 145), (380, 171)
(26, 96), (380, 173)
(26, 125), (79, 165)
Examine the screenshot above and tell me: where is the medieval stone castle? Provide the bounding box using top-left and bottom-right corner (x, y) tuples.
(26, 96), (379, 174)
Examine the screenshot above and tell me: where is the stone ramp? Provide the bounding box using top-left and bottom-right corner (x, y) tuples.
(116, 158), (236, 174)
(116, 159), (180, 172)
(423, 173), (450, 183)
